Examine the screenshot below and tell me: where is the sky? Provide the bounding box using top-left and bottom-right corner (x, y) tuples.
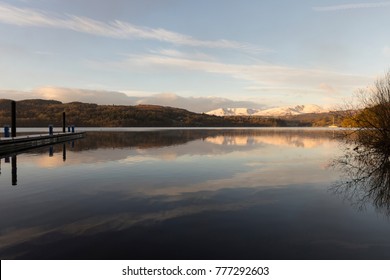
(0, 0), (389, 112)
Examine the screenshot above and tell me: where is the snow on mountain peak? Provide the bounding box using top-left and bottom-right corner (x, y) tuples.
(206, 107), (259, 116)
(206, 104), (328, 117)
(293, 104), (325, 114)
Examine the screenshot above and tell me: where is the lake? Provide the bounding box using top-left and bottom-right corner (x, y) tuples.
(1, 128), (390, 259)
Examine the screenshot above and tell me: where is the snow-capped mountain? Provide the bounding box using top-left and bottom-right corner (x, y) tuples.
(206, 107), (260, 116)
(253, 104), (327, 116)
(206, 104), (328, 117)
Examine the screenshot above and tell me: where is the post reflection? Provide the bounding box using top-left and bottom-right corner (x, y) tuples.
(63, 143), (66, 162)
(11, 155), (17, 186)
(0, 156), (18, 186)
(0, 141), (75, 186)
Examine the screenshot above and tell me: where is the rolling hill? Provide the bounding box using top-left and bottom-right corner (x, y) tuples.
(0, 99), (342, 127)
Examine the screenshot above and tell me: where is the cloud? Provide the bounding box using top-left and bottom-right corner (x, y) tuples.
(135, 93), (264, 112)
(33, 87), (134, 105)
(0, 87), (264, 113)
(0, 2), (266, 53)
(0, 89), (35, 100)
(313, 2), (390, 11)
(151, 48), (215, 60)
(319, 83), (337, 94)
(383, 46), (390, 57)
(127, 53), (373, 96)
(2, 47), (369, 110)
(0, 87), (133, 105)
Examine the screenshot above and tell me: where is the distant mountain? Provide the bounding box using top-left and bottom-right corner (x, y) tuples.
(206, 104), (328, 117)
(0, 99), (288, 127)
(0, 99), (342, 128)
(254, 104), (328, 116)
(206, 107), (260, 116)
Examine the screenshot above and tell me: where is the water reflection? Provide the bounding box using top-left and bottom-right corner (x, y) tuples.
(11, 155), (17, 186)
(67, 129), (340, 162)
(1, 129), (390, 259)
(0, 141), (74, 186)
(0, 156), (18, 186)
(333, 144), (390, 215)
(1, 129), (338, 189)
(62, 144), (66, 162)
(84, 129), (336, 149)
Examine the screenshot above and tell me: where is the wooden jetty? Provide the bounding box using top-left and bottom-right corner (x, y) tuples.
(1, 100), (85, 156)
(0, 132), (85, 156)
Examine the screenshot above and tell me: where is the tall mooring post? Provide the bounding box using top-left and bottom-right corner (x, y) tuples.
(62, 112), (66, 133)
(11, 101), (16, 138)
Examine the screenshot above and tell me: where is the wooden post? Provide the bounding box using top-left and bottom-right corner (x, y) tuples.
(11, 101), (16, 137)
(62, 112), (66, 133)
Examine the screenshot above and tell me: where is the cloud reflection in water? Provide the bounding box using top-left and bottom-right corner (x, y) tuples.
(2, 129), (390, 259)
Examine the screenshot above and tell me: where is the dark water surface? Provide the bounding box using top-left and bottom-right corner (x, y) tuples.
(1, 128), (390, 259)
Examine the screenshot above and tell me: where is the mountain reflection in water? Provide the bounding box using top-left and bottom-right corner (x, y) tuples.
(1, 128), (390, 260)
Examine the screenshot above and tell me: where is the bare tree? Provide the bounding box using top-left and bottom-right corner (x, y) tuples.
(332, 70), (390, 215)
(344, 70), (390, 150)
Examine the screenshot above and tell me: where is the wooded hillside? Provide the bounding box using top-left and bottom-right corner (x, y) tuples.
(0, 99), (296, 127)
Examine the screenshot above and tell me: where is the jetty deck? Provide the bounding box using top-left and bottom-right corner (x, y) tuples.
(0, 132), (85, 156)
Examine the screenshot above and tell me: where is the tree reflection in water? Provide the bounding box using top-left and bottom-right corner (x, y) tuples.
(333, 141), (390, 215)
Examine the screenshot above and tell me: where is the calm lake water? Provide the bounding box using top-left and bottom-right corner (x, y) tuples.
(1, 128), (390, 260)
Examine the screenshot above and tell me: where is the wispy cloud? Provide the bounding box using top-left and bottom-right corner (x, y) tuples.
(313, 1), (390, 11)
(127, 53), (372, 94)
(383, 46), (390, 57)
(150, 48), (215, 61)
(0, 2), (266, 53)
(0, 87), (264, 112)
(134, 93), (264, 112)
(319, 83), (338, 94)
